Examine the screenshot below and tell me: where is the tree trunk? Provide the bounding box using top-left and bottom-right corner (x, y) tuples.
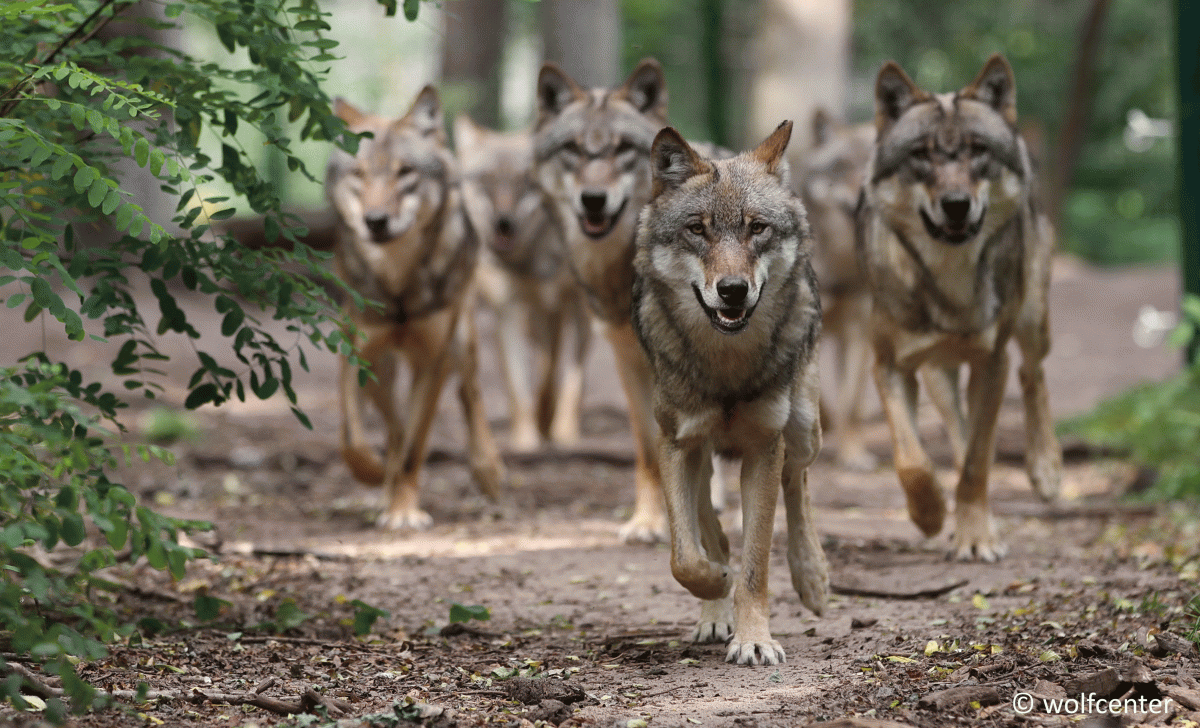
(1046, 0), (1112, 231)
(746, 0), (850, 164)
(540, 0), (621, 88)
(441, 0), (506, 128)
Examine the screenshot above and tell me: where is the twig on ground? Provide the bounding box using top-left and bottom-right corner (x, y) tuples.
(831, 578), (969, 600)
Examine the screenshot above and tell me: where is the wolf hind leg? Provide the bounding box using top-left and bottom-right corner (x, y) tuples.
(455, 302), (505, 500)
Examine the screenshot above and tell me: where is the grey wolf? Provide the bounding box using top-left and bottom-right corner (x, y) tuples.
(856, 54), (1061, 561)
(532, 58), (671, 542)
(327, 88), (505, 529)
(799, 110), (877, 470)
(632, 121), (828, 665)
(455, 115), (592, 452)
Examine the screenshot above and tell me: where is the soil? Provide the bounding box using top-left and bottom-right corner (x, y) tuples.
(3, 257), (1199, 728)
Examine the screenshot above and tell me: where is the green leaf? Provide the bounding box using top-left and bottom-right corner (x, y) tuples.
(194, 594), (230, 622)
(448, 603), (490, 624)
(351, 599), (390, 636)
(134, 137), (149, 167)
(61, 513), (86, 546)
(273, 599), (310, 632)
(403, 0), (418, 20)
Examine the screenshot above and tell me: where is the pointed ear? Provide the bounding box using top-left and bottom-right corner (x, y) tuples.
(651, 127), (705, 197)
(962, 53), (1017, 126)
(537, 63), (586, 125)
(811, 107), (834, 147)
(333, 97), (367, 128)
(874, 61), (928, 135)
(751, 120), (793, 179)
(453, 114), (485, 155)
(401, 85), (443, 138)
(619, 58), (668, 121)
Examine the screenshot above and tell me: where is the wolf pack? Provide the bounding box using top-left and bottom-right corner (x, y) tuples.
(323, 53), (1062, 665)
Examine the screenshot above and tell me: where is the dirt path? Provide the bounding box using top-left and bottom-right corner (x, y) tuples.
(3, 258), (1199, 728)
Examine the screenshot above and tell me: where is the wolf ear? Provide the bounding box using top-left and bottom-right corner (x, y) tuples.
(963, 53), (1017, 126)
(811, 108), (834, 147)
(333, 97), (367, 129)
(402, 85), (444, 139)
(651, 127), (704, 197)
(453, 114), (484, 155)
(751, 120), (793, 181)
(620, 58), (668, 121)
(874, 61), (927, 135)
(537, 63), (586, 125)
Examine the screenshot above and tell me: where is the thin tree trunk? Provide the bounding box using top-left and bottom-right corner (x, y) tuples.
(1047, 0), (1112, 229)
(441, 0), (506, 128)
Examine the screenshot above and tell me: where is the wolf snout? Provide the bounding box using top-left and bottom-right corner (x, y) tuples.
(716, 276), (749, 307)
(364, 212), (389, 240)
(940, 194), (972, 225)
(580, 190), (607, 216)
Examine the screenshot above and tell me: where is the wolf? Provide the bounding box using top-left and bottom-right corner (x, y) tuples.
(327, 88), (506, 530)
(800, 110), (878, 470)
(455, 115), (592, 452)
(631, 121), (828, 665)
(533, 59), (672, 542)
(856, 54), (1062, 561)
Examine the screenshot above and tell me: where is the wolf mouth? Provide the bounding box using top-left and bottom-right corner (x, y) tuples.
(578, 199), (628, 239)
(692, 284), (755, 335)
(920, 206), (984, 245)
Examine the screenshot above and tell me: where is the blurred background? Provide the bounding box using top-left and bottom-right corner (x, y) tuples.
(186, 0), (1178, 270)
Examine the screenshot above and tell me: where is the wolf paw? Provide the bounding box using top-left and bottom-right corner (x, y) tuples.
(618, 511), (668, 544)
(835, 445), (878, 472)
(1027, 457), (1062, 503)
(376, 508), (433, 531)
(726, 637), (785, 666)
(691, 597), (734, 643)
(949, 503), (1007, 562)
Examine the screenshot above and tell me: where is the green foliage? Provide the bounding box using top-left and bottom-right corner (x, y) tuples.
(1058, 295), (1200, 499)
(351, 598), (391, 636)
(448, 602), (491, 624)
(0, 0), (401, 717)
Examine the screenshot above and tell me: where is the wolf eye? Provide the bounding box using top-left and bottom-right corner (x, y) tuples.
(910, 147), (930, 162)
(562, 141), (582, 157)
(615, 140), (636, 156)
(749, 221), (768, 235)
(969, 141), (990, 157)
(687, 222), (705, 236)
(397, 164), (413, 177)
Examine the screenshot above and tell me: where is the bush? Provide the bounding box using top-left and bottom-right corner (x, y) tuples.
(1058, 295), (1200, 500)
(0, 0), (411, 718)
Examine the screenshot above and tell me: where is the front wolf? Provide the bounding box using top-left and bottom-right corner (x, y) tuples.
(857, 54), (1062, 561)
(632, 122), (828, 665)
(455, 116), (592, 452)
(533, 59), (670, 542)
(327, 88), (505, 530)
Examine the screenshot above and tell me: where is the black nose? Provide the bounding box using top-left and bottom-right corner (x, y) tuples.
(364, 212), (389, 237)
(581, 191), (607, 216)
(940, 195), (971, 224)
(716, 277), (749, 306)
(495, 215), (514, 237)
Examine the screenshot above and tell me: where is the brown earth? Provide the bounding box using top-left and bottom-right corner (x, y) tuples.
(2, 257), (1199, 728)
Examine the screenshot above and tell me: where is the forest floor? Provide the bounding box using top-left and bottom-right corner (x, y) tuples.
(3, 257), (1199, 728)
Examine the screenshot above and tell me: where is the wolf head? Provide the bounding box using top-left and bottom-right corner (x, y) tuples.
(533, 58), (668, 243)
(638, 121), (808, 336)
(455, 116), (552, 267)
(869, 54), (1028, 247)
(326, 87), (453, 244)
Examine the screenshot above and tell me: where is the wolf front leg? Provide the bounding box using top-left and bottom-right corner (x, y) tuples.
(727, 432), (786, 666)
(657, 432), (734, 640)
(951, 346), (1010, 562)
(873, 349), (947, 538)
